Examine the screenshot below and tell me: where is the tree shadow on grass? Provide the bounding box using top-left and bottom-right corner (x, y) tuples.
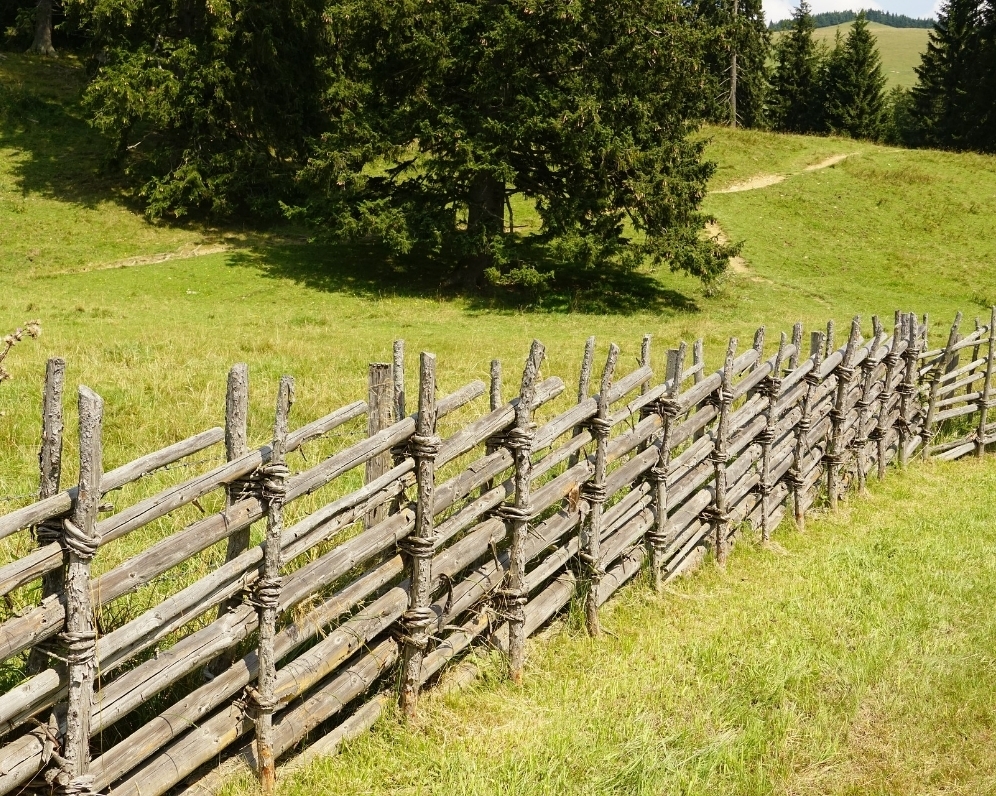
(229, 237), (701, 316)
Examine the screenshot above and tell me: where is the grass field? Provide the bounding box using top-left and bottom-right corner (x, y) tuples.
(3, 51), (996, 794)
(811, 22), (930, 88)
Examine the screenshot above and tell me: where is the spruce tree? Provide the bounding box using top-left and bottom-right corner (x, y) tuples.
(823, 12), (888, 139)
(911, 0), (984, 149)
(769, 1), (824, 133)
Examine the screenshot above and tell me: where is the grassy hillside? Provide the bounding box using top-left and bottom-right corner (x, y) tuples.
(812, 22), (929, 88)
(219, 459), (996, 796)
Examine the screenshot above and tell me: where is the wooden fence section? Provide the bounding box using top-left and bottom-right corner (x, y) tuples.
(0, 308), (992, 795)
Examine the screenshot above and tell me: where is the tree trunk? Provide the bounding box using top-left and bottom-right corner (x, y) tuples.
(29, 0), (56, 56)
(463, 172), (504, 291)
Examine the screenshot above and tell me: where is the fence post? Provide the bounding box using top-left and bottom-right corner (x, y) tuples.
(399, 353), (440, 717)
(254, 376), (293, 794)
(827, 318), (861, 511)
(977, 307), (996, 458)
(647, 344), (685, 590)
(502, 340), (544, 682)
(393, 340), (405, 423)
(60, 386), (103, 789)
(568, 336), (596, 469)
(692, 338), (705, 441)
(709, 339), (737, 566)
(219, 363), (250, 592)
(789, 322), (803, 370)
(825, 319), (836, 358)
(790, 331), (824, 531)
(758, 334), (785, 542)
(855, 317), (885, 494)
(365, 363), (392, 528)
(873, 313), (903, 479)
(582, 344), (618, 636)
(897, 313), (919, 467)
(28, 357), (65, 675)
(922, 311), (962, 458)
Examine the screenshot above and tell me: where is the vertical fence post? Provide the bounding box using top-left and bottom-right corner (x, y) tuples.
(568, 336), (596, 469)
(827, 318), (861, 511)
(28, 357), (65, 675)
(968, 317), (982, 397)
(60, 386), (103, 789)
(399, 353), (440, 717)
(791, 332), (824, 531)
(692, 338), (705, 441)
(220, 362), (250, 582)
(647, 344), (685, 591)
(393, 340), (405, 423)
(365, 363), (392, 528)
(922, 312), (962, 458)
(483, 359), (503, 493)
(855, 317), (884, 494)
(825, 319), (836, 358)
(758, 334), (785, 542)
(873, 314), (903, 479)
(638, 335), (652, 453)
(790, 322), (803, 370)
(976, 307), (996, 458)
(502, 341), (544, 682)
(582, 344), (618, 636)
(897, 313), (919, 467)
(710, 339), (737, 565)
(254, 376), (293, 794)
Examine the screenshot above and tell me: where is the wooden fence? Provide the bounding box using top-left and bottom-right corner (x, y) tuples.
(0, 308), (992, 795)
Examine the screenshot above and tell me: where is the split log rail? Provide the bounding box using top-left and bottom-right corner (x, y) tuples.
(0, 309), (991, 795)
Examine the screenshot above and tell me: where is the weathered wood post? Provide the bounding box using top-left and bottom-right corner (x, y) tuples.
(873, 314), (903, 479)
(218, 363), (250, 615)
(758, 334), (785, 542)
(827, 318), (861, 511)
(855, 317), (885, 493)
(568, 336), (596, 469)
(254, 376), (293, 794)
(825, 319), (836, 358)
(398, 353), (441, 717)
(393, 340), (405, 423)
(897, 313), (919, 468)
(365, 362), (392, 528)
(790, 322), (803, 370)
(692, 338), (706, 441)
(922, 312), (962, 458)
(976, 307), (996, 458)
(637, 334), (652, 453)
(501, 340), (544, 682)
(582, 344), (618, 636)
(968, 317), (982, 397)
(59, 386), (103, 790)
(709, 339), (737, 565)
(483, 359), (503, 493)
(790, 331), (824, 531)
(647, 344), (685, 590)
(28, 357), (65, 675)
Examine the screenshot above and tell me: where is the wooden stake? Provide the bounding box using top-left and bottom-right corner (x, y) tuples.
(504, 341), (545, 682)
(855, 317), (885, 493)
(583, 344), (619, 636)
(219, 363), (249, 610)
(399, 353), (440, 717)
(61, 386), (103, 788)
(692, 338), (705, 441)
(976, 307), (995, 458)
(874, 313), (903, 479)
(789, 322), (803, 370)
(792, 332), (824, 531)
(365, 363), (392, 528)
(827, 318), (861, 511)
(254, 376), (293, 794)
(28, 357), (65, 675)
(759, 334), (785, 542)
(648, 344), (685, 589)
(897, 313), (922, 467)
(568, 336), (596, 468)
(393, 340), (405, 423)
(711, 339), (737, 565)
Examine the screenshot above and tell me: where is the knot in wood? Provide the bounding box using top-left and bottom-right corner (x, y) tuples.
(251, 577), (282, 610)
(398, 532), (437, 561)
(410, 433), (442, 461)
(62, 518), (99, 561)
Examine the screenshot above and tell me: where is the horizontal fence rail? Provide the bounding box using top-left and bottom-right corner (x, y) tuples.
(0, 308), (992, 795)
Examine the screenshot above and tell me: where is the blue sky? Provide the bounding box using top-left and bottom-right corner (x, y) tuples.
(763, 0), (940, 23)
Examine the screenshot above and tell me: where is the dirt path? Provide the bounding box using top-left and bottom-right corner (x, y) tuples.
(712, 152), (857, 195)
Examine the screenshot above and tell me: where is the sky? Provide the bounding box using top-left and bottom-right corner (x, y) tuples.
(763, 0), (941, 24)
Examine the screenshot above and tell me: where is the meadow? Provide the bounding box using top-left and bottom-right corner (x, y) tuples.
(810, 21), (930, 88)
(2, 50), (996, 795)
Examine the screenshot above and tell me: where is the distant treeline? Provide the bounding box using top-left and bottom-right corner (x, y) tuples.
(769, 10), (934, 31)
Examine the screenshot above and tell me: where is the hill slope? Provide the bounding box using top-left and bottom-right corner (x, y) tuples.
(811, 22), (929, 87)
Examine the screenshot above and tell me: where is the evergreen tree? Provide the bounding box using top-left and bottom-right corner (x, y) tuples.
(297, 0), (735, 290)
(769, 1), (824, 132)
(692, 0), (771, 129)
(911, 0), (985, 149)
(823, 12), (888, 138)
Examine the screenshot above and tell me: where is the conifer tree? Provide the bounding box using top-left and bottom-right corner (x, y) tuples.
(911, 0), (985, 149)
(823, 12), (888, 138)
(769, 1), (824, 132)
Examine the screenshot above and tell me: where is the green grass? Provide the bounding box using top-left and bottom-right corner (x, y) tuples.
(211, 459), (996, 796)
(3, 52), (996, 791)
(812, 22), (930, 88)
